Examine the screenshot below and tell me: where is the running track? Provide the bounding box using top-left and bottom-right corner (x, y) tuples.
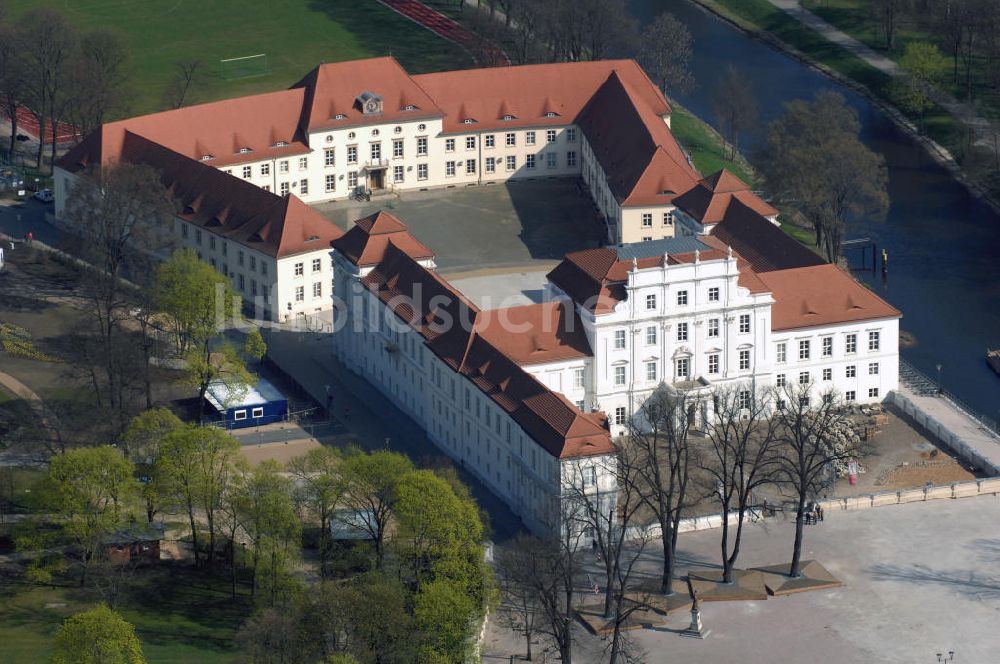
(2, 107), (79, 145)
(377, 0), (510, 67)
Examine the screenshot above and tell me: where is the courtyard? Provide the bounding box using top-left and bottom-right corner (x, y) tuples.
(484, 495), (1000, 663)
(315, 178), (606, 275)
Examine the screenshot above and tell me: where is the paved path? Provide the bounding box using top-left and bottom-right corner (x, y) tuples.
(768, 0), (1000, 154)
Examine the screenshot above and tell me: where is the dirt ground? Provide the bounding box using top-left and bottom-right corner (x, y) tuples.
(238, 438), (323, 466)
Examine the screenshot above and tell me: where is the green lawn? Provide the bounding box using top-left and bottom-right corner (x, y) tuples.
(0, 566), (253, 663)
(670, 100), (756, 186)
(6, 0), (473, 116)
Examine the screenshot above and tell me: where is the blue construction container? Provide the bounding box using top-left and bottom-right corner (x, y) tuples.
(205, 377), (289, 429)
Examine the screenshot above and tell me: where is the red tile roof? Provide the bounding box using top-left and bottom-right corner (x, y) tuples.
(672, 169), (779, 224)
(359, 239), (612, 459)
(709, 199), (825, 273)
(758, 264), (901, 331)
(119, 132), (341, 258)
(331, 210), (435, 267)
(292, 57), (444, 132)
(474, 301), (592, 366)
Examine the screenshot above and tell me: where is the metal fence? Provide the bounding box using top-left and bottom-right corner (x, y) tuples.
(899, 357), (1000, 438)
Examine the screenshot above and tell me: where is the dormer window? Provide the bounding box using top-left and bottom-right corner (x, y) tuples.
(273, 140), (288, 147)
(461, 118), (477, 124)
(356, 91), (383, 115)
(238, 147), (252, 154)
(501, 114), (515, 121)
(200, 154), (214, 161)
(403, 104), (418, 111)
(333, 113), (347, 120)
(544, 111), (559, 118)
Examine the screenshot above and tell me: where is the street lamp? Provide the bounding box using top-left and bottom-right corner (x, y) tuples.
(935, 363), (943, 395)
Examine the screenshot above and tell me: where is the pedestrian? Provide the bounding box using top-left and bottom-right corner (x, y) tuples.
(26, 231), (32, 245)
(591, 538), (597, 554)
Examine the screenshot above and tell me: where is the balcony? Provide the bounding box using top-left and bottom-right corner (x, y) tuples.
(364, 157), (389, 171)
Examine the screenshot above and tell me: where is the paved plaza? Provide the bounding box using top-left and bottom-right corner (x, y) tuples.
(484, 495), (1000, 663)
(315, 179), (605, 274)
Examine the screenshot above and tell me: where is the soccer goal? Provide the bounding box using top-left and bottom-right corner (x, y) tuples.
(220, 54), (270, 80)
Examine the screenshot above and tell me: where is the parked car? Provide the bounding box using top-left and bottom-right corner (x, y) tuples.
(32, 189), (53, 203)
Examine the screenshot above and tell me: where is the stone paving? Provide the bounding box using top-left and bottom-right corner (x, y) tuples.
(484, 495), (1000, 663)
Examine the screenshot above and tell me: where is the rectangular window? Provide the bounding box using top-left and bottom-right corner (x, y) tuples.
(234, 409), (247, 421)
(417, 164), (428, 180)
(614, 366), (626, 386)
(567, 151), (576, 167)
(845, 390), (856, 402)
(195, 229), (202, 245)
(300, 178), (308, 194)
(642, 213), (653, 228)
(799, 371), (810, 385)
(739, 314), (751, 334)
(823, 368), (832, 381)
(646, 294), (657, 310)
(348, 171), (358, 188)
(776, 373), (786, 387)
(506, 155), (516, 171)
(677, 322), (688, 342)
(251, 407), (264, 419)
(614, 330), (626, 350)
(845, 333), (857, 354)
(466, 159), (476, 174)
(369, 143), (381, 161)
(869, 362), (880, 375)
(646, 362), (657, 382)
(392, 139), (403, 158)
(279, 160), (289, 173)
(646, 326), (657, 346)
(846, 365), (856, 378)
(242, 165), (251, 178)
(739, 349), (750, 370)
(567, 128), (577, 142)
(526, 154), (536, 169)
(869, 387), (880, 398)
(546, 129), (557, 143)
(706, 318), (719, 338)
(738, 390), (751, 410)
(238, 250), (244, 266)
(663, 211), (674, 226)
(505, 133), (516, 147)
(210, 236), (216, 251)
(446, 161), (456, 177)
(485, 157), (496, 173)
(250, 256), (256, 271)
(260, 163), (270, 176)
(295, 286), (304, 302)
(543, 152), (554, 169)
(313, 282), (322, 298)
(708, 287), (720, 302)
(485, 134), (495, 148)
(465, 136), (476, 150)
(394, 165), (404, 183)
(325, 174), (336, 192)
(776, 342), (787, 363)
(347, 146), (358, 164)
(574, 368), (585, 389)
(417, 136), (428, 156)
(869, 330), (880, 351)
(822, 337), (833, 357)
(445, 138), (455, 152)
(279, 181), (289, 196)
(238, 274), (245, 290)
(324, 148), (335, 166)
(799, 340), (810, 360)
(298, 157), (308, 170)
(312, 258), (321, 273)
(576, 400), (585, 411)
(676, 357), (690, 379)
(677, 290), (688, 306)
(261, 261), (267, 275)
(614, 407), (626, 425)
(708, 353), (719, 374)
(294, 262), (303, 276)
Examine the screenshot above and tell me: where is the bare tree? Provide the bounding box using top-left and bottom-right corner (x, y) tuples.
(712, 64), (758, 162)
(17, 7), (77, 171)
(701, 383), (781, 584)
(67, 29), (131, 136)
(506, 0), (543, 65)
(625, 389), (695, 596)
(637, 12), (695, 96)
(495, 535), (545, 661)
(872, 0), (911, 50)
(0, 23), (27, 159)
(772, 382), (864, 577)
(162, 59), (204, 109)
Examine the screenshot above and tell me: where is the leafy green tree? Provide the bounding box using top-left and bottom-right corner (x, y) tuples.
(759, 91), (888, 262)
(234, 460), (301, 605)
(413, 578), (476, 663)
(243, 327), (267, 363)
(893, 42), (947, 126)
(345, 574), (417, 664)
(50, 605), (145, 664)
(339, 450), (413, 569)
(287, 447), (343, 580)
(46, 447), (136, 586)
(156, 424), (240, 567)
(121, 408), (183, 522)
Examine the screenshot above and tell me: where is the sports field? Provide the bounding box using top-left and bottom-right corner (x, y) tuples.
(6, 0), (472, 115)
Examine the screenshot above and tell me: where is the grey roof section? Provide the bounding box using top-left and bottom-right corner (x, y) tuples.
(614, 236), (711, 261)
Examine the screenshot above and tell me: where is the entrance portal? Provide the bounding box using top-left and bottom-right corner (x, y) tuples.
(368, 170), (384, 190)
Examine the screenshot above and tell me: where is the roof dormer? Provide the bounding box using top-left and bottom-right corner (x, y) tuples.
(356, 91), (383, 115)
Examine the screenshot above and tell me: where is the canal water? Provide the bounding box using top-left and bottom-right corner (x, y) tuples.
(627, 0), (1000, 421)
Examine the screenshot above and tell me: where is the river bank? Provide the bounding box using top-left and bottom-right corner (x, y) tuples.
(687, 0), (1000, 218)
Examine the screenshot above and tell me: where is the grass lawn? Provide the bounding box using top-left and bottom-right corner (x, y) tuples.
(670, 100), (756, 186)
(5, 0), (473, 116)
(0, 566), (254, 663)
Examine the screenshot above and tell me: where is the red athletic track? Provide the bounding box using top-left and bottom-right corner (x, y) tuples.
(2, 107), (79, 144)
(377, 0), (511, 67)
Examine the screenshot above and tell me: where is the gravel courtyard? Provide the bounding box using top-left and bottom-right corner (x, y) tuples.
(484, 495), (1000, 663)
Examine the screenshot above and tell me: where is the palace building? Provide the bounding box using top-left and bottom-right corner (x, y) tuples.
(52, 56), (900, 533)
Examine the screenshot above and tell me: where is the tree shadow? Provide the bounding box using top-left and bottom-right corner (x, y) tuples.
(505, 179), (606, 260)
(866, 562), (1000, 600)
(971, 539), (1000, 564)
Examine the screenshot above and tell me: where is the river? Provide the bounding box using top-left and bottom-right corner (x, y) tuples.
(627, 0), (1000, 422)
